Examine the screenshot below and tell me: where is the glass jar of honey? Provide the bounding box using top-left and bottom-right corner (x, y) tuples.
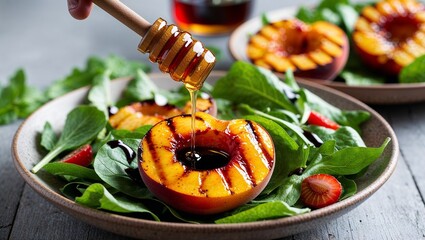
(171, 0), (253, 36)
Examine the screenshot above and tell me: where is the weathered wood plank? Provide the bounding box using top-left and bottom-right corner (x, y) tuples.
(391, 104), (425, 200)
(0, 123), (26, 240)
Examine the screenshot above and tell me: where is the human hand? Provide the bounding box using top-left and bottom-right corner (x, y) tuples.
(67, 0), (93, 20)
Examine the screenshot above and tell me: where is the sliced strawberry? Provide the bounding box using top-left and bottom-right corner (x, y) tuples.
(60, 144), (93, 167)
(307, 111), (340, 130)
(300, 173), (342, 209)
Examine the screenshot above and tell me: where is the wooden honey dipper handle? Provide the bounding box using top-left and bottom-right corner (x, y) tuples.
(92, 0), (151, 36)
(91, 0), (216, 90)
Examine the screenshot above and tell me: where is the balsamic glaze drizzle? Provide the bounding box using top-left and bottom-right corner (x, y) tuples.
(107, 140), (136, 164)
(303, 131), (324, 148)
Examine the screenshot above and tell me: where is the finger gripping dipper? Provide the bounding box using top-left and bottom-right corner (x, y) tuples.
(92, 0), (216, 90)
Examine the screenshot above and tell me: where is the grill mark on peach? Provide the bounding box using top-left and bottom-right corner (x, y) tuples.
(144, 131), (168, 185)
(215, 167), (234, 195)
(246, 120), (273, 169)
(323, 34), (344, 48)
(198, 171), (209, 195)
(232, 155), (255, 187)
(228, 121), (257, 186)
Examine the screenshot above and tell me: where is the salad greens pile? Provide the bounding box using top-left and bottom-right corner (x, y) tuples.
(34, 60), (390, 223)
(294, 0), (425, 85)
(0, 55), (150, 125)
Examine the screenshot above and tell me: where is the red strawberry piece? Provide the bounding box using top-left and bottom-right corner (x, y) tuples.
(60, 144), (93, 167)
(300, 173), (342, 209)
(307, 111), (340, 130)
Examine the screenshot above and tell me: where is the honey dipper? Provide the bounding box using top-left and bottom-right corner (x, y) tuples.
(92, 0), (216, 90)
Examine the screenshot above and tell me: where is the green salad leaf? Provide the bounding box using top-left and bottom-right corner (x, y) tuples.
(43, 162), (102, 182)
(306, 138), (390, 176)
(338, 176), (357, 200)
(76, 183), (159, 221)
(0, 69), (46, 125)
(40, 121), (57, 151)
(119, 69), (159, 106)
(1, 55), (150, 126)
(215, 201), (310, 224)
(88, 70), (112, 117)
(34, 60), (391, 224)
(399, 55), (425, 83)
(46, 55), (150, 99)
(93, 138), (152, 199)
(31, 106), (107, 173)
(212, 61), (297, 113)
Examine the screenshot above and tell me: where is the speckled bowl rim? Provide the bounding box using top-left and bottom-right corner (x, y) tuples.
(228, 6), (425, 105)
(12, 71), (399, 239)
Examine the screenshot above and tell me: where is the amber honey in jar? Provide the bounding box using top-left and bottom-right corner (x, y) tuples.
(172, 0), (253, 36)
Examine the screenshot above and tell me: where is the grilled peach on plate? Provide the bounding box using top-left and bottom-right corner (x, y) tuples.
(138, 112), (275, 215)
(246, 19), (349, 81)
(353, 0), (425, 75)
(229, 4), (425, 104)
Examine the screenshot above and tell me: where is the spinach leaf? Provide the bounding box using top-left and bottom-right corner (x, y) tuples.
(215, 201), (309, 223)
(46, 55), (150, 99)
(259, 174), (303, 206)
(91, 55), (151, 78)
(88, 70), (112, 117)
(307, 140), (337, 165)
(212, 61), (297, 113)
(93, 138), (152, 199)
(46, 69), (97, 99)
(261, 12), (270, 26)
(305, 138), (390, 176)
(118, 69), (159, 106)
(240, 104), (313, 146)
(0, 69), (46, 125)
(295, 6), (317, 23)
(317, 0), (349, 11)
(43, 162), (102, 182)
(399, 55), (425, 83)
(336, 3), (358, 35)
(305, 125), (366, 149)
(338, 176), (357, 200)
(296, 5), (341, 26)
(111, 125), (151, 139)
(340, 69), (386, 85)
(75, 183), (159, 221)
(60, 182), (91, 199)
(40, 122), (57, 151)
(31, 106), (107, 173)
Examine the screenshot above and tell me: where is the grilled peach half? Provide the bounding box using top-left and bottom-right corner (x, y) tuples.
(353, 0), (425, 75)
(138, 112), (275, 215)
(109, 96), (216, 130)
(247, 19), (349, 81)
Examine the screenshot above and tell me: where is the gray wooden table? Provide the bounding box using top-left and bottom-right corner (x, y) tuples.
(1, 0), (425, 239)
